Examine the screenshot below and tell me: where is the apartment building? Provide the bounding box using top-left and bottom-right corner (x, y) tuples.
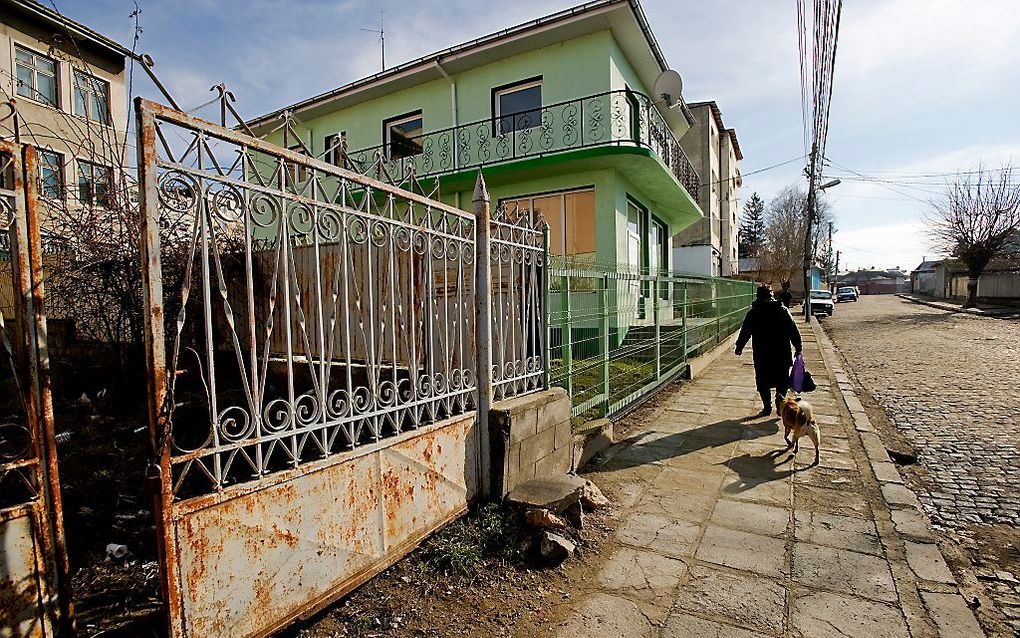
(673, 100), (742, 276)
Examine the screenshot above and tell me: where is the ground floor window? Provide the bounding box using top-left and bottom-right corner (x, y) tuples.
(37, 149), (64, 200)
(77, 159), (110, 207)
(502, 187), (595, 260)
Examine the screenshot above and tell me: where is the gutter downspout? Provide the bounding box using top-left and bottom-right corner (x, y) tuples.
(435, 59), (460, 208)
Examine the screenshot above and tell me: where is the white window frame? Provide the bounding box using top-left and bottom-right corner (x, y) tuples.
(73, 69), (111, 124)
(37, 148), (64, 200)
(494, 79), (543, 135)
(384, 112), (423, 160)
(14, 44), (58, 107)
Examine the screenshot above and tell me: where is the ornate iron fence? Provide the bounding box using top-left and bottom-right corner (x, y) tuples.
(0, 141), (72, 637)
(333, 90), (700, 201)
(136, 98), (549, 638)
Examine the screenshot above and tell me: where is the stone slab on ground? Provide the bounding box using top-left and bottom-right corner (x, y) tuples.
(505, 474), (585, 513)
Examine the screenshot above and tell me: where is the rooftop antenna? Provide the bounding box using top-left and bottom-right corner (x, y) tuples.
(360, 11), (385, 71)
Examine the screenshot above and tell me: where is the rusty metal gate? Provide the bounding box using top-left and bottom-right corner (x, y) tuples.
(134, 98), (545, 638)
(0, 142), (72, 637)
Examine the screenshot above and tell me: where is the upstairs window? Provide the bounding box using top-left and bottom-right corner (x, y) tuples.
(77, 159), (111, 207)
(494, 78), (542, 135)
(15, 45), (57, 107)
(384, 112), (423, 160)
(37, 149), (64, 200)
(73, 70), (110, 124)
(323, 131), (347, 166)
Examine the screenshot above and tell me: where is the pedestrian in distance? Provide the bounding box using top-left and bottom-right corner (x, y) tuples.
(734, 284), (803, 417)
(778, 280), (793, 308)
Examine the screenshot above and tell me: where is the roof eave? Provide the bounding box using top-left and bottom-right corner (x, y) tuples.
(6, 0), (133, 59)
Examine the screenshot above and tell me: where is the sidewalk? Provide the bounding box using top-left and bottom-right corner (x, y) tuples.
(552, 320), (985, 637)
(896, 293), (1020, 319)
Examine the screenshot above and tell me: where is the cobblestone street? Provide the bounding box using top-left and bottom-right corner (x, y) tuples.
(823, 295), (1020, 632)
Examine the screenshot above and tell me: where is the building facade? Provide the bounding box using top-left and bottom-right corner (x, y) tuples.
(247, 0), (703, 277)
(1, 0), (130, 228)
(672, 101), (742, 276)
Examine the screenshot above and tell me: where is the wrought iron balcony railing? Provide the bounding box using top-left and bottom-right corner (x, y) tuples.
(333, 90), (700, 201)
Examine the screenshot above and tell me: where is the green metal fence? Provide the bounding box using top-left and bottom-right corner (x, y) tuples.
(546, 257), (755, 426)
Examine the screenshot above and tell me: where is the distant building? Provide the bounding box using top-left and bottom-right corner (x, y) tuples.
(1, 0), (132, 225)
(932, 258), (1020, 304)
(837, 268), (909, 295)
(910, 258), (939, 295)
(673, 101), (742, 276)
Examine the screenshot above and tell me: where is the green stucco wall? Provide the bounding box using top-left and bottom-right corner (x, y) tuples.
(275, 30), (618, 157)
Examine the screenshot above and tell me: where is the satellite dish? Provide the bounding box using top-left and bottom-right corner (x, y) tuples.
(653, 70), (683, 108)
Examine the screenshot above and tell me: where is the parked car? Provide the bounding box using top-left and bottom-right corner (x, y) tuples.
(809, 289), (835, 316)
(837, 286), (859, 302)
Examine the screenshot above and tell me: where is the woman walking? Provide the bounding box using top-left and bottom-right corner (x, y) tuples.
(734, 285), (803, 417)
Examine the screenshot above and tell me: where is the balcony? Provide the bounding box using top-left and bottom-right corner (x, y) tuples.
(339, 90), (700, 202)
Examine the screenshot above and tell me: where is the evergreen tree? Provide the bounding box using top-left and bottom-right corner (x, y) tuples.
(738, 192), (766, 258)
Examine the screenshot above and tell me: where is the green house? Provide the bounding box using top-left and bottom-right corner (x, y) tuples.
(247, 0), (703, 275)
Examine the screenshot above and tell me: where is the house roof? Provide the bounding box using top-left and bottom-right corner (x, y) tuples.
(911, 260), (940, 274)
(246, 0), (694, 132)
(2, 0), (133, 59)
(936, 257), (1020, 274)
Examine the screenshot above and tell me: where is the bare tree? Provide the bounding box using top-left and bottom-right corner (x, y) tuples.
(756, 186), (832, 289)
(927, 164), (1020, 307)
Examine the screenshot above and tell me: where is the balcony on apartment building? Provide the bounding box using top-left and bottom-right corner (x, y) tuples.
(339, 90), (700, 203)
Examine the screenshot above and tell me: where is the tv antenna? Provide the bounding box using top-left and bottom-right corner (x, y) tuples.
(360, 11), (385, 71)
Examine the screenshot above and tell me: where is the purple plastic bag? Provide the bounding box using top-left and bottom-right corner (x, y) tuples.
(791, 353), (805, 393)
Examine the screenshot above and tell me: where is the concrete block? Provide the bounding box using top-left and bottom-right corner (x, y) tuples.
(553, 419), (572, 450)
(536, 394), (571, 433)
(535, 445), (571, 477)
(520, 427), (556, 468)
(904, 541), (956, 584)
(507, 410), (538, 444)
(872, 461), (904, 484)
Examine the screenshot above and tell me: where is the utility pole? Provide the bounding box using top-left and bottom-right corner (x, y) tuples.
(827, 221), (834, 290)
(835, 250), (840, 289)
(802, 143), (818, 321)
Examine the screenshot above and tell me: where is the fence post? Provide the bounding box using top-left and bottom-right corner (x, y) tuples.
(681, 284), (688, 362)
(600, 273), (610, 417)
(714, 280), (722, 345)
(473, 173), (494, 500)
(653, 274), (661, 380)
(541, 224), (550, 390)
(560, 271), (573, 398)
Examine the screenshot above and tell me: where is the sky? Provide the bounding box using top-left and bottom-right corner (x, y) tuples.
(58, 0), (1020, 273)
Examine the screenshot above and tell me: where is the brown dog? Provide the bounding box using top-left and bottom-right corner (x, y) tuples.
(779, 395), (820, 465)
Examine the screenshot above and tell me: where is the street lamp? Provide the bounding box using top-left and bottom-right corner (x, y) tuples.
(803, 178), (840, 320)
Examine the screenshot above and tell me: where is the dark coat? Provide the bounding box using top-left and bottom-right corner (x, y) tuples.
(735, 299), (802, 387)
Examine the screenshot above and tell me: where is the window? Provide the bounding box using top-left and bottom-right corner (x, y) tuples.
(287, 143), (309, 184)
(77, 160), (110, 207)
(384, 112), (423, 159)
(37, 149), (63, 200)
(493, 78), (542, 135)
(323, 132), (347, 166)
(625, 89), (642, 142)
(15, 45), (57, 106)
(502, 188), (595, 260)
(73, 70), (110, 124)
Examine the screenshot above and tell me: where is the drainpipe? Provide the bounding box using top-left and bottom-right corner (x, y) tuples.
(435, 59), (459, 207)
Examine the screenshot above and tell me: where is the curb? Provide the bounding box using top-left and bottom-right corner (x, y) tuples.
(811, 320), (990, 636)
(896, 294), (1020, 320)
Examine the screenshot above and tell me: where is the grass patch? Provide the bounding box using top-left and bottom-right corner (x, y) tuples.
(418, 503), (524, 577)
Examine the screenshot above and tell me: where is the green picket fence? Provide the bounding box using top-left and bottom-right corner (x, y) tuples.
(546, 257), (755, 427)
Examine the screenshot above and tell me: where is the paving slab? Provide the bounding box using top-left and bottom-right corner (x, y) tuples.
(790, 591), (910, 638)
(616, 512), (700, 559)
(673, 565), (788, 636)
(695, 524), (788, 578)
(793, 541), (898, 602)
(554, 593), (654, 638)
(920, 592), (986, 638)
(711, 499), (790, 538)
(661, 612), (762, 638)
(795, 510), (884, 556)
